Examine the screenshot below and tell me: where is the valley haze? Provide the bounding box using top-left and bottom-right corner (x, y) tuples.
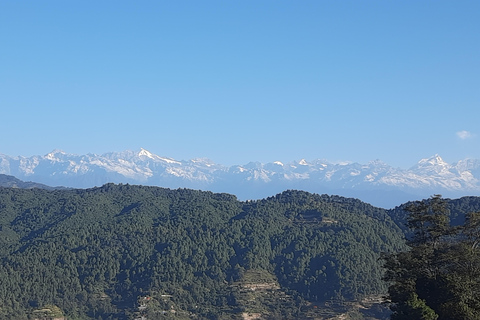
(2, 149), (480, 208)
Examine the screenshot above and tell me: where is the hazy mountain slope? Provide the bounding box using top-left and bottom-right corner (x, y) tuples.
(1, 149), (479, 208)
(0, 174), (55, 190)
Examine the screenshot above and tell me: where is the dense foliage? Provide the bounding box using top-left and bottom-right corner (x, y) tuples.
(0, 185), (407, 319)
(383, 195), (480, 319)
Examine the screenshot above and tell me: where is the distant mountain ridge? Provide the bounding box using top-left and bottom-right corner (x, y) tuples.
(0, 174), (56, 190)
(1, 148), (479, 208)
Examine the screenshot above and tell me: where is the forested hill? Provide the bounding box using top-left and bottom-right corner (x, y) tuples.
(387, 195), (480, 233)
(0, 184), (407, 319)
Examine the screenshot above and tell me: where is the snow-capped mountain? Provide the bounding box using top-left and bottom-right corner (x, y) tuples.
(1, 149), (479, 208)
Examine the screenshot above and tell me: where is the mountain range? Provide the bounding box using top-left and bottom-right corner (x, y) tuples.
(1, 148), (480, 208)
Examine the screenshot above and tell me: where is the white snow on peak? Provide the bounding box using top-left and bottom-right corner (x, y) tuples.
(368, 159), (387, 167)
(6, 149), (480, 204)
(191, 158), (216, 167)
(410, 155), (453, 176)
(158, 157), (182, 165)
(331, 160), (352, 166)
(136, 148), (181, 164)
(418, 154), (448, 166)
(45, 149), (66, 161)
(298, 159), (308, 166)
(138, 148), (156, 159)
(350, 170), (361, 176)
(456, 158), (480, 171)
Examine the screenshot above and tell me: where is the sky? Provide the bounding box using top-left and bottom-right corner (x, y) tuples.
(1, 1), (479, 168)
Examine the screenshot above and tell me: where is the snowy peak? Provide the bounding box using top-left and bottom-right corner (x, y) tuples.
(298, 159), (309, 166)
(45, 149), (67, 161)
(410, 154), (452, 176)
(417, 154), (448, 167)
(1, 150), (480, 208)
(138, 148), (156, 159)
(136, 148), (181, 164)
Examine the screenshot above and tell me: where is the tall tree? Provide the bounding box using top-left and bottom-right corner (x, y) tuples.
(384, 195), (480, 320)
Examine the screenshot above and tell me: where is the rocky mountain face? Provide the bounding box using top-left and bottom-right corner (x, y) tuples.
(1, 148), (479, 208)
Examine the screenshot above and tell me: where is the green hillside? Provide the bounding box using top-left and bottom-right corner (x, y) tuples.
(0, 185), (406, 319)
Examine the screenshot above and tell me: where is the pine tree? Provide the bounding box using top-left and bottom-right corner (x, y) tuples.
(384, 195), (480, 320)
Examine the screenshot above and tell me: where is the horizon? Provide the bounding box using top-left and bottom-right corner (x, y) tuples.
(2, 146), (480, 208)
(0, 147), (474, 170)
(1, 1), (479, 168)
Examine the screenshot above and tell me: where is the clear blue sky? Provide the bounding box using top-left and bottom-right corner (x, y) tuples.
(1, 1), (479, 168)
